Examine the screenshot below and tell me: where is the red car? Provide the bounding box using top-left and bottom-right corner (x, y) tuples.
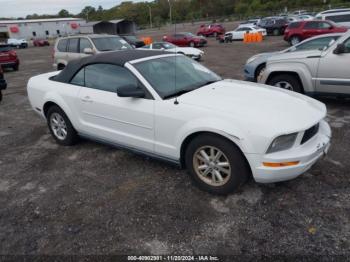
(284, 20), (348, 45)
(0, 44), (19, 71)
(163, 32), (207, 47)
(197, 24), (225, 37)
(33, 39), (50, 47)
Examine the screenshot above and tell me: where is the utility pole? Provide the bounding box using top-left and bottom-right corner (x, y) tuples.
(148, 6), (152, 28)
(168, 0), (172, 24)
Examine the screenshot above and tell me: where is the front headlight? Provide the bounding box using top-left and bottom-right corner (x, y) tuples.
(246, 55), (260, 64)
(266, 133), (298, 154)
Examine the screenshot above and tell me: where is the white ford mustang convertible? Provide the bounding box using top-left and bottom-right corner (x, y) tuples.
(27, 50), (331, 194)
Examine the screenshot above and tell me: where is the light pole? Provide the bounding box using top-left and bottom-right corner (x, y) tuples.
(148, 6), (152, 28)
(167, 0), (172, 25)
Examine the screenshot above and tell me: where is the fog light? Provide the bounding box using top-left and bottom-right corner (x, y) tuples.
(263, 161), (300, 167)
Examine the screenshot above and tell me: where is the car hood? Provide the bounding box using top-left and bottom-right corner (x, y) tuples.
(178, 79), (326, 136)
(267, 49), (322, 62)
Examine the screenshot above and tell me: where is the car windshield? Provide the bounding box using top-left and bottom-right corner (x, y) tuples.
(162, 43), (176, 49)
(91, 37), (132, 51)
(134, 56), (221, 99)
(289, 36), (340, 52)
(0, 45), (13, 52)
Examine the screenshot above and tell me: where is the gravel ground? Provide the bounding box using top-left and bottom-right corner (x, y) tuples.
(0, 22), (349, 260)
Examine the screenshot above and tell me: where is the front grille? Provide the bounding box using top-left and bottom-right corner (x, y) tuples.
(301, 123), (319, 145)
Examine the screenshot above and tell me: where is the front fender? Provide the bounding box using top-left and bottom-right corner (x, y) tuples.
(261, 62), (315, 93)
(175, 117), (256, 157)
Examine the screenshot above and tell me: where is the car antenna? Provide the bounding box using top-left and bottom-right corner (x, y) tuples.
(173, 15), (179, 105)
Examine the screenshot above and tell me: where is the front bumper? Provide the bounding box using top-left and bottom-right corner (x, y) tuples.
(247, 120), (331, 183)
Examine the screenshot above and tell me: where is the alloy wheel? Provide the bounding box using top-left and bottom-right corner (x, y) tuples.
(193, 146), (231, 187)
(50, 112), (68, 140)
(274, 81), (294, 91)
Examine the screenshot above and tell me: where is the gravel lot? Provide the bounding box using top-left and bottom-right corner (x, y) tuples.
(0, 22), (349, 259)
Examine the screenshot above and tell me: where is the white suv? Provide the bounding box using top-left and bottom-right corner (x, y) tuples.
(53, 34), (132, 70)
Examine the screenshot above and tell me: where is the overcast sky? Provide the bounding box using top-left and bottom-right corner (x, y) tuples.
(0, 0), (148, 18)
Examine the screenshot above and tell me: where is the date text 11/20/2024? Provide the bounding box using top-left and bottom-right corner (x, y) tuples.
(127, 255), (220, 261)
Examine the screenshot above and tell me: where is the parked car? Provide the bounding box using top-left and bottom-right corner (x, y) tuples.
(0, 66), (7, 102)
(121, 35), (145, 48)
(292, 10), (308, 16)
(287, 16), (300, 23)
(197, 24), (225, 37)
(33, 39), (50, 47)
(258, 17), (288, 36)
(239, 19), (261, 27)
(244, 33), (342, 82)
(224, 26), (267, 42)
(53, 34), (132, 70)
(298, 14), (314, 21)
(27, 50), (331, 195)
(7, 38), (28, 48)
(315, 9), (350, 28)
(139, 42), (204, 60)
(284, 20), (348, 45)
(163, 32), (207, 47)
(0, 44), (19, 71)
(259, 31), (350, 96)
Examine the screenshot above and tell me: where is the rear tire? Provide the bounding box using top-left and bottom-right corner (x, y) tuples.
(47, 106), (78, 146)
(13, 65), (19, 71)
(290, 36), (301, 46)
(268, 74), (303, 93)
(185, 134), (250, 195)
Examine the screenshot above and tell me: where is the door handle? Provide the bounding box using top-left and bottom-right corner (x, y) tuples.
(81, 96), (93, 103)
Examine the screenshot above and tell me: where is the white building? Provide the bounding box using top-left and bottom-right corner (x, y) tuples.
(0, 18), (86, 40)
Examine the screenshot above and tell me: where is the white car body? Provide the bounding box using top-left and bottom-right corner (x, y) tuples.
(7, 38), (28, 48)
(139, 42), (204, 60)
(226, 26), (267, 40)
(27, 52), (331, 185)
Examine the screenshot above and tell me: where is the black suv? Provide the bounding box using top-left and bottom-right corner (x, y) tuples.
(258, 17), (288, 36)
(0, 66), (7, 102)
(121, 35), (145, 48)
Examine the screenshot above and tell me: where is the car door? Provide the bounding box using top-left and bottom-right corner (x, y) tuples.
(315, 37), (350, 95)
(73, 63), (155, 152)
(66, 38), (81, 63)
(302, 21), (320, 39)
(233, 28), (248, 40)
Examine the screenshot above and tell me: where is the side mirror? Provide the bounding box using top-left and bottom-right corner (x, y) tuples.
(84, 47), (94, 55)
(333, 43), (346, 55)
(117, 84), (145, 98)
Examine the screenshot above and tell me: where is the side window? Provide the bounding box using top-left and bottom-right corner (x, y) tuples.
(344, 38), (350, 53)
(85, 64), (138, 93)
(296, 37), (334, 51)
(319, 22), (332, 29)
(57, 39), (68, 52)
(68, 38), (79, 53)
(304, 21), (319, 29)
(70, 68), (85, 86)
(152, 43), (163, 49)
(79, 38), (93, 53)
(143, 45), (151, 49)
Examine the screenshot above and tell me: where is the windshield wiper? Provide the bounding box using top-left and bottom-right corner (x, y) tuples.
(198, 80), (220, 87)
(163, 89), (194, 100)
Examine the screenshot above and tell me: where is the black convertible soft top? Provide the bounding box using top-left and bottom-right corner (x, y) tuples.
(53, 50), (168, 83)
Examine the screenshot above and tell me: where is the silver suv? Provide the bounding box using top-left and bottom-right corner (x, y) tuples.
(259, 31), (350, 96)
(53, 34), (132, 70)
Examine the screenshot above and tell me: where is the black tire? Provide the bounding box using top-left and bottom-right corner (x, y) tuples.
(189, 42), (195, 47)
(47, 105), (78, 146)
(57, 64), (65, 70)
(13, 65), (19, 71)
(267, 74), (303, 93)
(213, 32), (218, 38)
(185, 134), (250, 195)
(254, 64), (266, 82)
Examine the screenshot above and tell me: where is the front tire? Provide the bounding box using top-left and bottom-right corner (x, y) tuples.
(290, 36), (301, 46)
(185, 134), (250, 195)
(268, 74), (302, 93)
(47, 106), (78, 146)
